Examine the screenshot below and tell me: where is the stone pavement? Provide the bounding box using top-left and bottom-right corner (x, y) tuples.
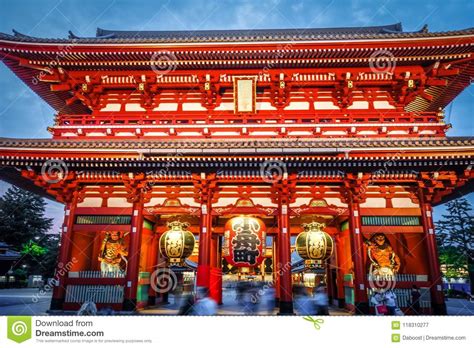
(1, 288), (472, 316)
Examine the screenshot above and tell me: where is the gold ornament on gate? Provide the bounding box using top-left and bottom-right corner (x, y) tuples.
(159, 221), (195, 265)
(295, 222), (333, 261)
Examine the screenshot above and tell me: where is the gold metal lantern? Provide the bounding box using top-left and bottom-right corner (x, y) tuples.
(295, 222), (333, 261)
(159, 221), (195, 264)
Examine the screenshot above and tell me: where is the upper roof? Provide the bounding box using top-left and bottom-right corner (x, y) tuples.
(1, 23), (473, 44)
(0, 23), (472, 115)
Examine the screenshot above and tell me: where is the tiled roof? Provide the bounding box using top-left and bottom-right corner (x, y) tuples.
(1, 23), (473, 44)
(0, 137), (473, 152)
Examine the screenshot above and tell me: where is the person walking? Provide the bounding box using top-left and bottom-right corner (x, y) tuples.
(193, 287), (217, 316)
(371, 291), (386, 315)
(410, 285), (421, 315)
(314, 285), (329, 315)
(384, 289), (397, 315)
(178, 293), (196, 315)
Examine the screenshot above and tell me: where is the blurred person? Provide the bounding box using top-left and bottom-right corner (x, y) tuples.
(262, 283), (276, 315)
(410, 285), (421, 315)
(294, 284), (315, 315)
(243, 283), (260, 314)
(193, 287), (217, 315)
(314, 285), (329, 315)
(384, 289), (397, 315)
(178, 293), (196, 315)
(370, 290), (387, 315)
(235, 281), (247, 306)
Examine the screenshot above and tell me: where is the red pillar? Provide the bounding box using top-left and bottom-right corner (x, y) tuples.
(326, 261), (334, 305)
(272, 237), (280, 306)
(196, 199), (212, 288)
(347, 199), (369, 314)
(209, 235), (223, 304)
(278, 203), (294, 314)
(50, 193), (78, 311)
(147, 230), (160, 306)
(335, 233), (346, 308)
(419, 192), (447, 314)
(123, 195), (144, 311)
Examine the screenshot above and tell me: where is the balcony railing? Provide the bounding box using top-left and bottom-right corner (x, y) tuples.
(49, 110), (447, 139)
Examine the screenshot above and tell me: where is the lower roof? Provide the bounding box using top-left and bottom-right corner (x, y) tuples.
(0, 136), (473, 154)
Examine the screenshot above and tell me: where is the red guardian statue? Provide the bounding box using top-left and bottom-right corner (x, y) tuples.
(366, 233), (401, 278)
(98, 231), (128, 276)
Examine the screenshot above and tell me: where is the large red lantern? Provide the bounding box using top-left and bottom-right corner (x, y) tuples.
(223, 216), (266, 267)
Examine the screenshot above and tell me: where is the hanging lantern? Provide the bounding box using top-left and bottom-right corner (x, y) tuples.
(223, 216), (266, 267)
(159, 221), (195, 265)
(295, 222), (333, 261)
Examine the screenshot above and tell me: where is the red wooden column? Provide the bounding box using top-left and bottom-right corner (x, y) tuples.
(272, 237), (280, 306)
(343, 175), (370, 314)
(50, 191), (79, 311)
(123, 194), (144, 310)
(347, 198), (369, 314)
(147, 229), (160, 306)
(209, 235), (223, 304)
(197, 198), (212, 288)
(278, 201), (293, 314)
(122, 173), (150, 311)
(418, 189), (447, 314)
(335, 233), (346, 308)
(326, 262), (334, 305)
(272, 173), (296, 314)
(195, 173), (216, 289)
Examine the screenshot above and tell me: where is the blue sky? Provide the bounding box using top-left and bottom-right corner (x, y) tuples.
(0, 0), (472, 232)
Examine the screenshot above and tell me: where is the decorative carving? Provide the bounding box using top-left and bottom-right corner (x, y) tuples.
(192, 173), (218, 205)
(20, 169), (84, 204)
(270, 74), (290, 109)
(122, 173), (152, 204)
(340, 173), (371, 204)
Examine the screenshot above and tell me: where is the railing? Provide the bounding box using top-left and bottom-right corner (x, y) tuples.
(367, 274), (428, 282)
(54, 110), (443, 127)
(50, 110), (447, 139)
(65, 285), (124, 304)
(69, 271), (125, 278)
(368, 287), (432, 308)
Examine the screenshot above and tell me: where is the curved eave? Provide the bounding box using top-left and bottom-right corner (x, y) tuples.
(0, 137), (473, 158)
(0, 26), (473, 46)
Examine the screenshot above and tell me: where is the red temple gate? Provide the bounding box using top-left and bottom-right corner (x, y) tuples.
(0, 23), (473, 314)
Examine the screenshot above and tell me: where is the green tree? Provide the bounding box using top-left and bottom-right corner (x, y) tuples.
(436, 197), (474, 294)
(0, 186), (53, 246)
(0, 186), (57, 277)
